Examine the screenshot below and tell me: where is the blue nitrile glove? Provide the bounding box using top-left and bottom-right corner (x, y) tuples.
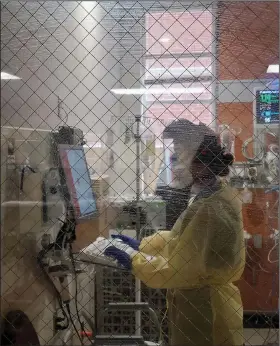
(111, 234), (140, 250)
(104, 246), (132, 270)
(104, 238), (136, 270)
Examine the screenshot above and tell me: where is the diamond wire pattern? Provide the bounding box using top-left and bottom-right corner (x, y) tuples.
(1, 1), (279, 345)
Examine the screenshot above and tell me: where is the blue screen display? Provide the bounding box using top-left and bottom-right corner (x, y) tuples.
(256, 90), (279, 124)
(60, 147), (97, 219)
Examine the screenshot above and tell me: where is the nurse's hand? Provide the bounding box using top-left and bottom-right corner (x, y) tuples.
(104, 239), (136, 270)
(111, 234), (140, 250)
(104, 246), (132, 270)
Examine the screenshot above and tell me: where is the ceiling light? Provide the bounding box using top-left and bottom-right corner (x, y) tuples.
(267, 65), (279, 73)
(1, 72), (21, 80)
(111, 87), (205, 95)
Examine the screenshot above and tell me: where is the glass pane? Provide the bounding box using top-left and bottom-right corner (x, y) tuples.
(144, 81), (213, 102)
(142, 103), (214, 137)
(145, 56), (213, 80)
(146, 10), (213, 55)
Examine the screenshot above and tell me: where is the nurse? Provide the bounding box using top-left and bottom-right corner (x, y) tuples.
(104, 125), (245, 346)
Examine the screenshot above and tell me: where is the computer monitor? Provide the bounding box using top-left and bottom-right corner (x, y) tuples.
(58, 144), (98, 222)
(256, 90), (279, 124)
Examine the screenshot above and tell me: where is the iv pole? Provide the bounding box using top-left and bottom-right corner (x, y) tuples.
(134, 114), (142, 336)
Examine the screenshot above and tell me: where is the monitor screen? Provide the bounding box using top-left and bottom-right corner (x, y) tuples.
(58, 145), (97, 221)
(256, 90), (279, 124)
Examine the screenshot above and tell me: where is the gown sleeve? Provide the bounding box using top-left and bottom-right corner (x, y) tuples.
(132, 200), (243, 289)
(139, 231), (171, 256)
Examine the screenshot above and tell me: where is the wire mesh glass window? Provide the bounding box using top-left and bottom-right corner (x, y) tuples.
(141, 4), (216, 191)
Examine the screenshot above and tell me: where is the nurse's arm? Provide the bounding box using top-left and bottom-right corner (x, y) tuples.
(132, 205), (209, 289)
(139, 231), (171, 256)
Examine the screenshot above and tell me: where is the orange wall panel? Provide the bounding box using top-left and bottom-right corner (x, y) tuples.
(218, 1), (279, 80)
(242, 189), (278, 237)
(217, 102), (254, 161)
(238, 240), (278, 312)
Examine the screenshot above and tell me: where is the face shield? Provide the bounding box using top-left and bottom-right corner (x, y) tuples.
(161, 120), (215, 188)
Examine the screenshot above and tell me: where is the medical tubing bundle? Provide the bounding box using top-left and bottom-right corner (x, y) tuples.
(69, 244), (93, 345)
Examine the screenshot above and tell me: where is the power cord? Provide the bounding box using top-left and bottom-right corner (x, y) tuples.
(37, 246), (69, 329)
(55, 222), (87, 345)
(40, 216), (128, 345)
(20, 165), (37, 192)
(65, 303), (84, 345)
(262, 312), (277, 345)
(37, 242), (87, 344)
(69, 244), (93, 345)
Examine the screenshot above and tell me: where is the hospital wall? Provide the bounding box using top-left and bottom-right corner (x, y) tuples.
(217, 1), (279, 161)
(217, 1), (279, 314)
(1, 2), (120, 343)
(1, 2), (143, 198)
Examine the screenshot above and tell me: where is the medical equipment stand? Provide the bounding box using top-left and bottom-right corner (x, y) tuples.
(135, 114), (142, 336)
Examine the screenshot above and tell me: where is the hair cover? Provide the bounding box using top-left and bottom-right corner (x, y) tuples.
(193, 134), (234, 177)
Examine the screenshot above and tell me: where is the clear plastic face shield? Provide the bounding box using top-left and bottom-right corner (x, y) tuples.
(161, 131), (206, 188)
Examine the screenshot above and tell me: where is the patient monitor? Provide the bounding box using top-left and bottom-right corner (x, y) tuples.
(38, 128), (100, 255)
